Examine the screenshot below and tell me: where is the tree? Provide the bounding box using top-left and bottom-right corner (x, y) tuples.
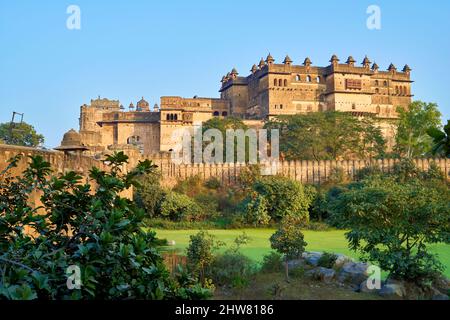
(270, 215), (308, 281)
(328, 175), (450, 284)
(0, 121), (45, 147)
(0, 152), (210, 300)
(264, 111), (386, 160)
(394, 101), (442, 158)
(202, 117), (250, 162)
(428, 119), (450, 158)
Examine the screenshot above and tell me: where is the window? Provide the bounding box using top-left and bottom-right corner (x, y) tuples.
(213, 111), (219, 116)
(375, 88), (379, 94)
(375, 80), (379, 86)
(174, 114), (178, 121)
(395, 86), (399, 95)
(274, 79), (277, 86)
(306, 75), (312, 82)
(316, 76), (321, 83)
(222, 111), (228, 117)
(284, 79), (288, 87)
(296, 75), (301, 81)
(166, 114), (170, 120)
(384, 81), (388, 87)
(278, 79), (283, 87)
(280, 104), (283, 109)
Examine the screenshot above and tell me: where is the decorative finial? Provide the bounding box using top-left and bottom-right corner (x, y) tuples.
(388, 63), (397, 72)
(266, 53), (275, 64)
(402, 64), (412, 73)
(251, 64), (258, 73)
(362, 56), (371, 68)
(303, 57), (312, 67)
(346, 56), (356, 66)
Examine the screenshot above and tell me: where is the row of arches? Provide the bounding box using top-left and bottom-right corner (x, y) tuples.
(395, 86), (409, 96)
(213, 111), (228, 117)
(374, 80), (389, 87)
(166, 113), (178, 121)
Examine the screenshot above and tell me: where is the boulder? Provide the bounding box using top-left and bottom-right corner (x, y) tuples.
(337, 262), (369, 285)
(304, 252), (323, 267)
(306, 267), (336, 283)
(287, 259), (304, 270)
(379, 280), (406, 299)
(359, 279), (381, 294)
(334, 254), (353, 268)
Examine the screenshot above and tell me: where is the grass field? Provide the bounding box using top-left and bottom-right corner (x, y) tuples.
(154, 228), (450, 278)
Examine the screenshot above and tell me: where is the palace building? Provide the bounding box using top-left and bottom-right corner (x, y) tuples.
(71, 54), (413, 157)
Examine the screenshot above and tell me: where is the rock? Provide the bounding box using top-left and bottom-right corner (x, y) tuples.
(306, 267), (336, 283)
(287, 259), (304, 270)
(432, 293), (449, 300)
(304, 252), (323, 266)
(359, 279), (381, 294)
(337, 262), (369, 285)
(334, 254), (352, 268)
(379, 281), (406, 299)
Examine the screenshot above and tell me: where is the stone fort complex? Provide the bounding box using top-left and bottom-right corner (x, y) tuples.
(72, 54), (413, 157)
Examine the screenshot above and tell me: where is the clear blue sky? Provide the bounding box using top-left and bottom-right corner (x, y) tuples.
(1, 0), (449, 148)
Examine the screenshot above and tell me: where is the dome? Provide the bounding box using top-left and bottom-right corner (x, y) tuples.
(137, 97), (150, 110)
(55, 129), (88, 152)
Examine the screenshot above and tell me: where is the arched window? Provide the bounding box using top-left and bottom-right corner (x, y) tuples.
(316, 76), (321, 83)
(166, 114), (170, 120)
(213, 111), (219, 116)
(384, 81), (388, 87)
(274, 79), (277, 86)
(306, 75), (312, 82)
(375, 80), (379, 86)
(280, 104), (283, 109)
(174, 114), (178, 121)
(284, 79), (288, 87)
(296, 75), (301, 81)
(127, 136), (141, 145)
(395, 86), (399, 95)
(278, 79), (283, 87)
(352, 104), (356, 110)
(404, 87), (408, 96)
(274, 105), (278, 109)
(375, 88), (379, 94)
(222, 111), (228, 117)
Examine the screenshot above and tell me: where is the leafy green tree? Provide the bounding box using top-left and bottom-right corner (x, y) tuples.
(395, 101), (442, 158)
(186, 231), (224, 285)
(0, 122), (44, 147)
(202, 116), (250, 162)
(427, 119), (450, 158)
(328, 175), (450, 284)
(158, 191), (203, 222)
(0, 152), (210, 300)
(265, 111), (386, 160)
(270, 215), (307, 281)
(243, 176), (311, 223)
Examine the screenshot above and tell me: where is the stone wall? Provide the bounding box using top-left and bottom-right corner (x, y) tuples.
(153, 158), (450, 187)
(2, 144), (449, 191)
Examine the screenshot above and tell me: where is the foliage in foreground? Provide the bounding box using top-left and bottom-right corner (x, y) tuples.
(0, 153), (211, 300)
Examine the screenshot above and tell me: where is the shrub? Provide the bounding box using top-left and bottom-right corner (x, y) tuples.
(204, 177), (222, 190)
(242, 176), (311, 223)
(260, 252), (284, 273)
(173, 175), (204, 197)
(317, 252), (338, 269)
(158, 191), (203, 222)
(210, 252), (257, 288)
(186, 231), (223, 284)
(135, 170), (164, 217)
(0, 153), (210, 300)
(240, 193), (271, 226)
(290, 266), (305, 279)
(270, 215), (308, 281)
(328, 175), (450, 284)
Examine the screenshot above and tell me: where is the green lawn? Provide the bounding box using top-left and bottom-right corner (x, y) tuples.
(154, 228), (450, 278)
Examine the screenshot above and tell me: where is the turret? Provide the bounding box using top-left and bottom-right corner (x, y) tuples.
(251, 64), (258, 74)
(283, 55), (292, 65)
(303, 57), (312, 67)
(230, 68), (239, 79)
(265, 53), (275, 65)
(372, 62), (379, 72)
(402, 64), (412, 74)
(258, 57), (266, 69)
(346, 56), (356, 67)
(330, 54), (339, 66)
(362, 56), (371, 68)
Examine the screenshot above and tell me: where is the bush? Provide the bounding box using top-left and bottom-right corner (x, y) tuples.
(327, 175), (450, 284)
(260, 252), (284, 273)
(210, 252), (257, 287)
(204, 177), (222, 190)
(135, 170), (164, 217)
(290, 266), (305, 279)
(0, 153), (210, 300)
(159, 191), (203, 222)
(317, 252), (338, 269)
(239, 193), (271, 226)
(242, 176), (311, 224)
